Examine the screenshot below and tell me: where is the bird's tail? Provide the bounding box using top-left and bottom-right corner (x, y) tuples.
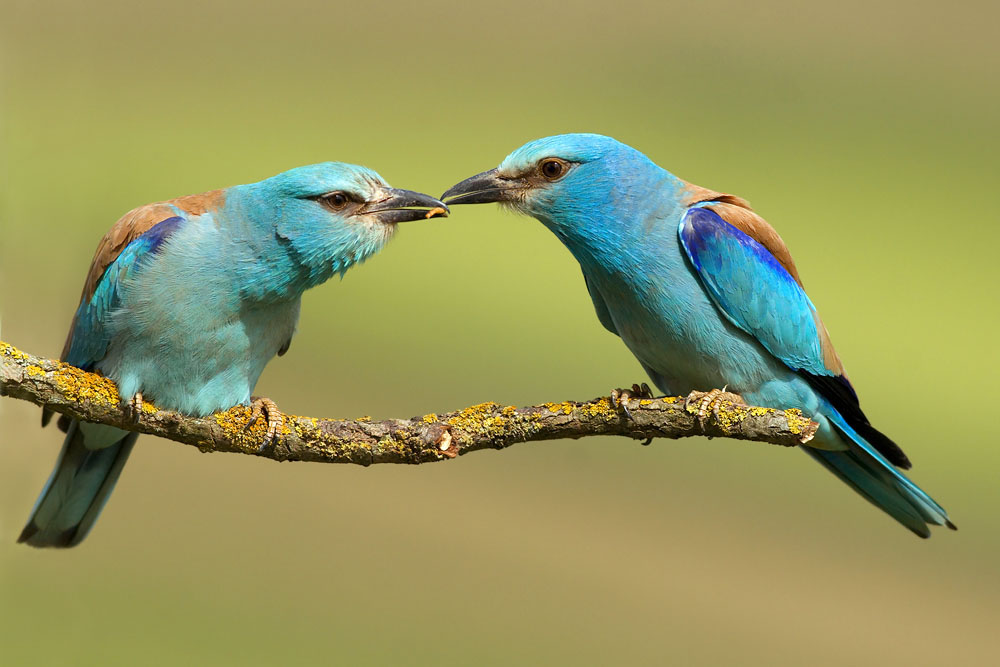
(18, 420), (137, 548)
(804, 410), (954, 538)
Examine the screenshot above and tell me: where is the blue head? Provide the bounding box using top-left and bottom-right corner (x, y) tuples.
(441, 134), (683, 264)
(225, 162), (447, 293)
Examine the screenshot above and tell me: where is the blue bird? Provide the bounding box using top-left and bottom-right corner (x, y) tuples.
(21, 163), (447, 547)
(442, 133), (953, 537)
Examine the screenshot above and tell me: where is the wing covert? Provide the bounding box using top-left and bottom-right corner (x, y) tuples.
(62, 215), (185, 369)
(678, 206), (832, 377)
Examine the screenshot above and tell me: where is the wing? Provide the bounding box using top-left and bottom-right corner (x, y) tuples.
(583, 272), (618, 336)
(59, 189), (225, 365)
(678, 206), (910, 468)
(63, 214), (186, 369)
(679, 207), (831, 376)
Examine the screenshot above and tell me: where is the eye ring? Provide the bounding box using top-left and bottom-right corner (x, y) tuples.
(319, 191), (351, 211)
(539, 158), (569, 181)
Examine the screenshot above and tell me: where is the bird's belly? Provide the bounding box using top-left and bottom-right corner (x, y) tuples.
(598, 272), (787, 397)
(99, 293), (299, 417)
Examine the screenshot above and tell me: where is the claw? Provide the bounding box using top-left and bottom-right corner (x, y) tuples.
(613, 382), (657, 444)
(612, 387), (634, 421)
(247, 397), (283, 452)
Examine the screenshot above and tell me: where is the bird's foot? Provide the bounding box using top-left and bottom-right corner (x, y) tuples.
(684, 387), (747, 430)
(611, 382), (653, 420)
(247, 396), (283, 452)
(123, 392), (144, 424)
(611, 382), (654, 445)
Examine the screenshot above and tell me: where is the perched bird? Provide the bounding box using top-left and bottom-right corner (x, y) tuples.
(442, 134), (953, 537)
(21, 163), (447, 547)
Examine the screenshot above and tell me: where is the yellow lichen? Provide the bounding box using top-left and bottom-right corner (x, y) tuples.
(447, 402), (503, 433)
(26, 365), (46, 377)
(445, 401), (540, 441)
(376, 436), (403, 454)
(422, 413), (438, 423)
(662, 396), (679, 404)
(639, 399), (652, 406)
(712, 403), (748, 432)
(290, 416), (319, 439)
(783, 408), (812, 436)
(213, 405), (270, 453)
(0, 342), (30, 361)
(52, 365), (120, 406)
(581, 397), (616, 419)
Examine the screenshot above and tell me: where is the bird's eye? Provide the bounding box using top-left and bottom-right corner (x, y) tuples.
(319, 191), (351, 211)
(539, 158), (568, 181)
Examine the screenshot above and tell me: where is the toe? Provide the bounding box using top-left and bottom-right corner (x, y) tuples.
(248, 397), (283, 451)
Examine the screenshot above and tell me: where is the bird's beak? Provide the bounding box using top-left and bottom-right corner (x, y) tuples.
(440, 168), (527, 205)
(364, 188), (449, 223)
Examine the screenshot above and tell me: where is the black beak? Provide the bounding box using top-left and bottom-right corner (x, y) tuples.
(365, 188), (449, 223)
(440, 168), (527, 205)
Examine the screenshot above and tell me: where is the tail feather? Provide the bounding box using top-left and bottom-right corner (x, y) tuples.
(19, 420), (137, 548)
(803, 448), (932, 538)
(806, 408), (952, 537)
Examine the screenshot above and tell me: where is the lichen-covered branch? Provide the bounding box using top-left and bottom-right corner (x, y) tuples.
(1, 341), (818, 465)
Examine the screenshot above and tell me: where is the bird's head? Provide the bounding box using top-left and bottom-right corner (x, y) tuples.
(234, 162), (447, 289)
(441, 134), (676, 253)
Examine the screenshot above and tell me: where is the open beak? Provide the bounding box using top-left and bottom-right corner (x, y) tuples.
(440, 169), (527, 205)
(365, 188), (449, 223)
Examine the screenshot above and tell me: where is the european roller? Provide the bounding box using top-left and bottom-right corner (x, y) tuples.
(21, 163), (447, 547)
(442, 133), (953, 537)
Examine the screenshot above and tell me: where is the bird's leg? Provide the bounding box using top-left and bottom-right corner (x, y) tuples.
(246, 396), (283, 452)
(123, 392), (144, 424)
(611, 382), (655, 445)
(612, 382), (652, 419)
(684, 386), (747, 430)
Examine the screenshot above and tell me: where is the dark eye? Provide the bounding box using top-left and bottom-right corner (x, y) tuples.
(319, 191), (350, 211)
(539, 158), (568, 181)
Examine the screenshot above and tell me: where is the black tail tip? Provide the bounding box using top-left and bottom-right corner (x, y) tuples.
(17, 522), (39, 544)
(946, 520), (958, 531)
(16, 522), (83, 547)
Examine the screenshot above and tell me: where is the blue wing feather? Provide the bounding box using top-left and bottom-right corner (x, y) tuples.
(678, 207), (831, 377)
(65, 215), (185, 369)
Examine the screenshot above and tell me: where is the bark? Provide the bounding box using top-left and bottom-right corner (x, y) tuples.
(1, 341), (818, 465)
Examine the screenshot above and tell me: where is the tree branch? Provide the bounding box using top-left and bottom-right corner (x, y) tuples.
(1, 341), (818, 464)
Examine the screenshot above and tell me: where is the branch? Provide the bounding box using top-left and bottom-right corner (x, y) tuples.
(1, 341), (818, 465)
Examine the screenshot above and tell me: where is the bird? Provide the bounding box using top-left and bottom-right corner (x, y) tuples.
(20, 162), (448, 547)
(441, 133), (953, 537)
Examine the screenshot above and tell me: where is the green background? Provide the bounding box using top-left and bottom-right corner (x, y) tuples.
(2, 1), (998, 664)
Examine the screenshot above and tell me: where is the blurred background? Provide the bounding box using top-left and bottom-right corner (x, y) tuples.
(2, 0), (998, 664)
